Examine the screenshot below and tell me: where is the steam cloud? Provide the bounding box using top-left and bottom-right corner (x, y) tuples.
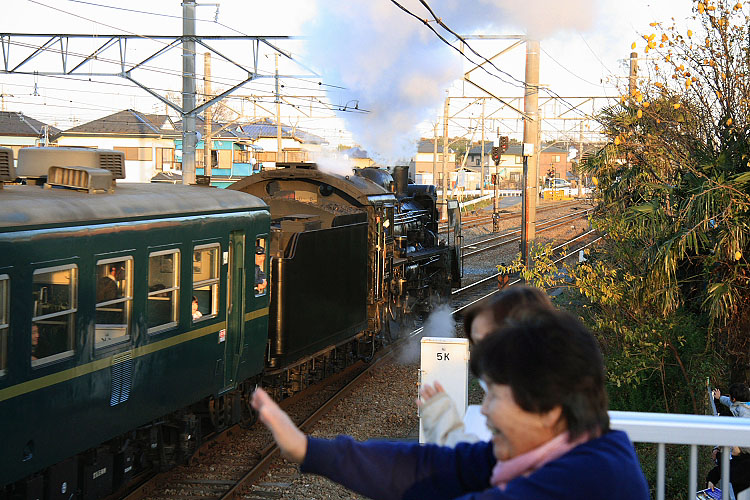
(422, 304), (455, 339)
(396, 304), (456, 365)
(302, 0), (595, 162)
(313, 151), (357, 177)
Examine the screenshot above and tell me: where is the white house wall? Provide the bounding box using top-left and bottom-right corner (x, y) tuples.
(55, 136), (175, 183)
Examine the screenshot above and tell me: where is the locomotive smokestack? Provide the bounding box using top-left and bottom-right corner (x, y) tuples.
(392, 165), (409, 197)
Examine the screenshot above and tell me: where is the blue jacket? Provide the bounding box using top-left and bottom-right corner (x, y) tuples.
(301, 430), (650, 499)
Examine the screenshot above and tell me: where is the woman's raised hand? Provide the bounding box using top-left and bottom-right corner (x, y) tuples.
(251, 387), (308, 463)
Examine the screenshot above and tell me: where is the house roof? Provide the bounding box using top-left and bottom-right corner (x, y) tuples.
(175, 116), (246, 139)
(340, 146), (370, 159)
(467, 142), (495, 155)
(57, 109), (178, 137)
(238, 118), (325, 145)
(467, 143), (581, 156)
(468, 142), (523, 155)
(0, 111), (61, 137)
(417, 139), (452, 154)
(539, 144), (571, 154)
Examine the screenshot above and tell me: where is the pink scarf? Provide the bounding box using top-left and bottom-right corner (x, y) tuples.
(490, 431), (590, 490)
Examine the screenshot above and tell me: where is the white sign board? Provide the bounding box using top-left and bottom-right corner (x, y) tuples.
(419, 337), (470, 444)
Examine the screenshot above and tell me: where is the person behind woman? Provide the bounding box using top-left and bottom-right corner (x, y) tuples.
(251, 308), (650, 500)
(707, 383), (750, 493)
(419, 285), (555, 446)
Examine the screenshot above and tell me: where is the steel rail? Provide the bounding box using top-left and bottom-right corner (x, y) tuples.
(453, 230), (602, 297)
(462, 209), (592, 258)
(438, 199), (585, 233)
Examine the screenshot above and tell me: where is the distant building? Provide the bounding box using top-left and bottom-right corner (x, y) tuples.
(338, 146), (375, 168)
(174, 116), (262, 188)
(539, 143), (575, 183)
(173, 117), (327, 186)
(0, 111), (60, 164)
(54, 109), (179, 183)
(412, 139), (456, 186)
(238, 118), (326, 168)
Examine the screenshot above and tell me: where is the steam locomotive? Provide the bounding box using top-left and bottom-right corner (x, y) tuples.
(0, 150), (460, 500)
(229, 162), (462, 354)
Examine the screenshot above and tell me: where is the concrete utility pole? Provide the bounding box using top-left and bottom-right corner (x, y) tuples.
(521, 39), (540, 266)
(578, 121), (584, 197)
(432, 122), (438, 187)
(441, 96), (450, 220)
(629, 52), (638, 96)
(203, 52), (212, 178)
(275, 53), (282, 165)
(182, 0), (197, 185)
(481, 100), (486, 196)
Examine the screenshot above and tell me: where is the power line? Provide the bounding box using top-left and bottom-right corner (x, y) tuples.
(395, 0), (600, 121)
(415, 0), (527, 89)
(388, 0), (525, 91)
(540, 46), (603, 89)
(58, 0), (209, 21)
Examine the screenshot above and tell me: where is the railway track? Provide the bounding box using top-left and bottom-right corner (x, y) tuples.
(120, 360), (371, 500)
(461, 208), (593, 259)
(438, 199), (587, 233)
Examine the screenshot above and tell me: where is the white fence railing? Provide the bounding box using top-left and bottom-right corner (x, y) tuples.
(610, 411), (750, 500)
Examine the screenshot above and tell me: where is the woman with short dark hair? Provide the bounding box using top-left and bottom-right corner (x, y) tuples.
(470, 307), (610, 443)
(251, 307), (650, 499)
(420, 285), (555, 446)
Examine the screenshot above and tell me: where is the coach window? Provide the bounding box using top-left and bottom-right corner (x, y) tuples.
(95, 257), (133, 348)
(193, 244), (219, 321)
(0, 275), (8, 375)
(148, 250), (180, 333)
(32, 265), (77, 366)
(254, 238), (268, 297)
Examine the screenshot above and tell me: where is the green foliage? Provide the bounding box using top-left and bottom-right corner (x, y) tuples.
(584, 0), (750, 368)
(498, 242), (722, 414)
(498, 242), (566, 289)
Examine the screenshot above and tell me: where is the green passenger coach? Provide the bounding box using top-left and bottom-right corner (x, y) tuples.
(0, 147), (270, 498)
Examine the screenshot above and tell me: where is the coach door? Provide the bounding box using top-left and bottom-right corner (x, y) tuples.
(224, 231), (246, 390)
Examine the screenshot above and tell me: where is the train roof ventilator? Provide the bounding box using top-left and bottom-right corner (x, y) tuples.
(0, 147), (16, 187)
(15, 147), (126, 194)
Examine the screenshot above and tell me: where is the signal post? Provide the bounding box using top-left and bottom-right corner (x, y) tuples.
(490, 136), (508, 232)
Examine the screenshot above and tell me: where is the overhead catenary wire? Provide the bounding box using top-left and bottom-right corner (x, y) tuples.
(20, 0), (345, 93)
(401, 0), (608, 121)
(7, 2), (357, 129)
(388, 0), (527, 93)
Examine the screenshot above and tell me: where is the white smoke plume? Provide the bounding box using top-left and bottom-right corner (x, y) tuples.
(302, 0), (596, 162)
(313, 150), (357, 177)
(396, 304), (456, 364)
(422, 303), (456, 339)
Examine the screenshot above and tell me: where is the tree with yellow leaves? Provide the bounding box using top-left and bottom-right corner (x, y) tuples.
(578, 0), (750, 415)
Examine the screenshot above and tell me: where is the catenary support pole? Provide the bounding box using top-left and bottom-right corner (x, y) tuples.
(203, 52), (212, 179)
(441, 95), (449, 221)
(182, 0), (196, 185)
(521, 39), (539, 266)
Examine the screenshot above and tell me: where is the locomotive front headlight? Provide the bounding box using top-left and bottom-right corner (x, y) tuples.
(383, 219), (390, 228)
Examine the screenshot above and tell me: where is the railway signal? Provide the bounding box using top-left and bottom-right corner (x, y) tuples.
(491, 147), (501, 166)
(499, 135), (509, 153)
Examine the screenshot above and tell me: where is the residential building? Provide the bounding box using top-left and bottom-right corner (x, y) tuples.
(539, 144), (575, 184)
(413, 139), (456, 186)
(0, 111), (60, 163)
(54, 109), (179, 183)
(174, 117), (261, 188)
(339, 146), (375, 168)
(238, 118), (326, 168)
